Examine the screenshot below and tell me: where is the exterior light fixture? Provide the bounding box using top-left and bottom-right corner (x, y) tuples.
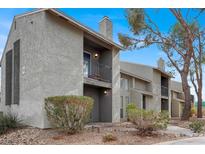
(104, 90), (107, 94)
(103, 89), (111, 96)
(93, 53), (99, 59)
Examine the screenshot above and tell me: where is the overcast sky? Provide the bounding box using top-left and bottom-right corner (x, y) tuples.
(0, 8), (204, 100)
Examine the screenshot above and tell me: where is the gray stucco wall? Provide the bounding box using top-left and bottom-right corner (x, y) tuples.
(120, 61), (153, 81)
(1, 10), (121, 128)
(112, 48), (120, 122)
(171, 80), (183, 92)
(171, 99), (180, 117)
(149, 70), (162, 111)
(120, 62), (172, 118)
(1, 12), (47, 128)
(1, 11), (84, 128)
(40, 12), (84, 128)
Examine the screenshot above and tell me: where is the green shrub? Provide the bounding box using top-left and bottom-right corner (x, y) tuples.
(126, 103), (137, 121)
(154, 111), (170, 129)
(189, 120), (205, 133)
(0, 113), (22, 135)
(45, 95), (94, 134)
(126, 103), (136, 111)
(102, 133), (117, 142)
(127, 107), (170, 136)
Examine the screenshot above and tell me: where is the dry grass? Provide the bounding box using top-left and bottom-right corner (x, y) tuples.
(102, 133), (117, 142)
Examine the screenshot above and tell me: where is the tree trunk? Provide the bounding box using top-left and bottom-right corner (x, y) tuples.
(181, 73), (191, 120)
(197, 87), (203, 118)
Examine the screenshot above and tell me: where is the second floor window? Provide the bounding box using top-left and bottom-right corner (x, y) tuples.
(83, 52), (91, 77)
(121, 78), (129, 90)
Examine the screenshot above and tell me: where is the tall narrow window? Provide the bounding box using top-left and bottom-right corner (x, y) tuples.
(143, 95), (146, 109)
(125, 96), (129, 104)
(120, 96), (123, 118)
(5, 50), (12, 105)
(13, 39), (20, 105)
(83, 52), (91, 77)
(121, 78), (129, 90)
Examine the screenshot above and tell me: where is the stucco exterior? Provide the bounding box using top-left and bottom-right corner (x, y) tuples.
(1, 11), (49, 128)
(119, 61), (193, 119)
(120, 61), (172, 120)
(170, 80), (185, 117)
(0, 9), (121, 128)
(0, 9), (191, 128)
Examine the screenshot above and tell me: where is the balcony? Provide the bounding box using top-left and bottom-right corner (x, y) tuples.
(84, 60), (111, 81)
(161, 86), (168, 97)
(83, 51), (112, 88)
(83, 29), (113, 88)
(177, 93), (185, 100)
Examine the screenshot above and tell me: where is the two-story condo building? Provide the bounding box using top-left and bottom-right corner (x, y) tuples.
(0, 9), (122, 128)
(0, 9), (192, 128)
(120, 59), (172, 120)
(171, 80), (194, 117)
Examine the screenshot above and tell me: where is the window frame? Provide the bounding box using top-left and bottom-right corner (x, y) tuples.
(83, 51), (92, 77)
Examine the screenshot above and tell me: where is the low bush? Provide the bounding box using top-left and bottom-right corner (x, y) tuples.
(0, 113), (22, 135)
(102, 133), (117, 142)
(189, 120), (205, 133)
(45, 95), (94, 134)
(126, 104), (170, 136)
(126, 103), (136, 112)
(126, 103), (137, 121)
(154, 111), (170, 129)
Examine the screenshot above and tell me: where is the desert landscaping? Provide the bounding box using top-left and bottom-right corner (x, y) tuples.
(0, 122), (186, 145)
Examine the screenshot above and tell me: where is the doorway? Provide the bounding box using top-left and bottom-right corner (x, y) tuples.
(161, 98), (169, 111)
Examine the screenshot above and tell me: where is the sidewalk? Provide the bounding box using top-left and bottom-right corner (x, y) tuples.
(157, 136), (205, 145)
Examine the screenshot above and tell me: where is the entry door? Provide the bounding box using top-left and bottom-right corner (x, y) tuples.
(161, 99), (169, 111)
(83, 52), (91, 77)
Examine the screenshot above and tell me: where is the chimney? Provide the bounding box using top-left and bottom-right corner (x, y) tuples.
(99, 16), (113, 40)
(157, 57), (165, 71)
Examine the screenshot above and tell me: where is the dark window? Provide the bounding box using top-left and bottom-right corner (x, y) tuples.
(13, 39), (20, 105)
(5, 50), (12, 105)
(143, 95), (146, 109)
(83, 52), (91, 77)
(120, 96), (123, 118)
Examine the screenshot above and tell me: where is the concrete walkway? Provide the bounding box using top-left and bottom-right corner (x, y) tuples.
(157, 136), (205, 145)
(164, 125), (194, 137)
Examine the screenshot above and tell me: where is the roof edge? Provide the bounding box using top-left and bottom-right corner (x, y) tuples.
(47, 9), (123, 50)
(120, 69), (152, 83)
(15, 8), (123, 50)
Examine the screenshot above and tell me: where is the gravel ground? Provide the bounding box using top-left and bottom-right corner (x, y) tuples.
(170, 118), (191, 129)
(0, 123), (184, 145)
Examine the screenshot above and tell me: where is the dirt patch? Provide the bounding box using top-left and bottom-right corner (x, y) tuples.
(0, 123), (184, 145)
(169, 118), (200, 129)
